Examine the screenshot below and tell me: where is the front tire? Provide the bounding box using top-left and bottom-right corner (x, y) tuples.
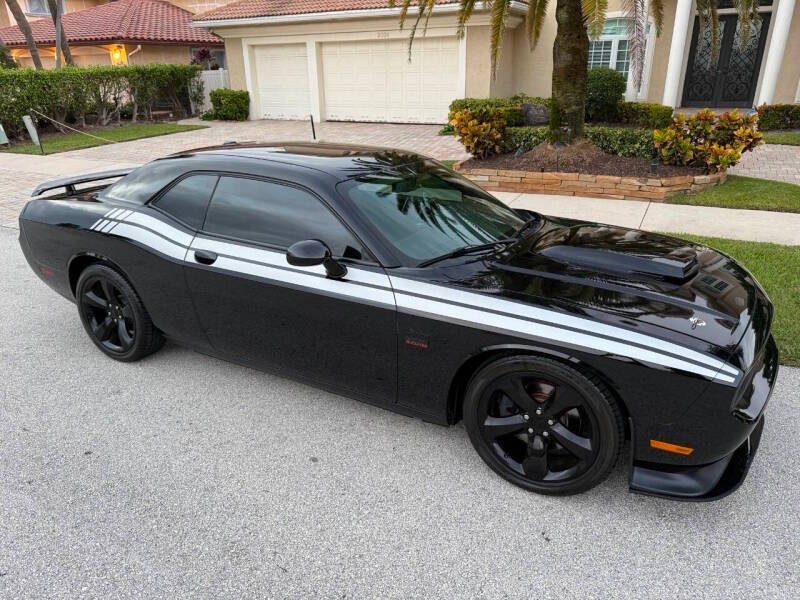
(75, 264), (164, 362)
(463, 356), (624, 496)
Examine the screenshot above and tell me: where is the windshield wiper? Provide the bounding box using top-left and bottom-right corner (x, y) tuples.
(417, 238), (517, 268)
(513, 214), (542, 238)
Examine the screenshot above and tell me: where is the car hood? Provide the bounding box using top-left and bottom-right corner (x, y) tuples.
(437, 216), (762, 353)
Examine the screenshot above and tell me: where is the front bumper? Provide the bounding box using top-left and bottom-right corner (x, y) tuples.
(628, 334), (778, 501)
(630, 416), (765, 501)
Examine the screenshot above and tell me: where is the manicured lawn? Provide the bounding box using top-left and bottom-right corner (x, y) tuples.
(2, 123), (208, 155)
(671, 234), (800, 367)
(441, 159), (458, 168)
(764, 130), (800, 146)
(668, 175), (800, 213)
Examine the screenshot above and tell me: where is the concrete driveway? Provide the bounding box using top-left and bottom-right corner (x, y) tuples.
(1, 226), (798, 599)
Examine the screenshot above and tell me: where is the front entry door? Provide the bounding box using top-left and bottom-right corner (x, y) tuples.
(682, 13), (771, 108)
(184, 175), (398, 405)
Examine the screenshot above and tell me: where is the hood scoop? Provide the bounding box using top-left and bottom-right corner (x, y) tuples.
(539, 244), (699, 283)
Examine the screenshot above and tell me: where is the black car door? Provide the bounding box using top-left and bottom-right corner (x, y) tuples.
(183, 174), (398, 405)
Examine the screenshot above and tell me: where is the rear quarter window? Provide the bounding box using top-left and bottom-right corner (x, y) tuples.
(100, 160), (188, 205)
(153, 174), (219, 229)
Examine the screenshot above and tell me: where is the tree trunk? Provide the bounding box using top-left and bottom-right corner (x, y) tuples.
(550, 0), (588, 142)
(47, 0), (74, 66)
(4, 0), (43, 70)
(0, 35), (14, 68)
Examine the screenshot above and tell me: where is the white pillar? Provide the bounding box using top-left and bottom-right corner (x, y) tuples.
(757, 0), (796, 106)
(242, 41), (257, 121)
(457, 31), (468, 98)
(662, 0), (695, 108)
(306, 40), (324, 122)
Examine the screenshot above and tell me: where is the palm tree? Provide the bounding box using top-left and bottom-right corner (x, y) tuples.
(47, 0), (75, 67)
(392, 0), (762, 143)
(4, 0), (43, 70)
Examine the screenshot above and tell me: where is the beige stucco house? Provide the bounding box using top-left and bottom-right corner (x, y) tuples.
(0, 0), (225, 68)
(192, 0), (800, 124)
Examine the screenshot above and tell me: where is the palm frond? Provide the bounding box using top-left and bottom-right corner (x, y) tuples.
(489, 0), (512, 78)
(525, 0), (550, 50)
(624, 0), (648, 91)
(649, 0), (664, 37)
(457, 0), (477, 39)
(695, 0), (720, 66)
(733, 0), (762, 50)
(390, 0), (439, 60)
(582, 0), (609, 40)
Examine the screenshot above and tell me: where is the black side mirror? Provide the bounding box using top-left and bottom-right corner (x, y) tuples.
(286, 239), (347, 279)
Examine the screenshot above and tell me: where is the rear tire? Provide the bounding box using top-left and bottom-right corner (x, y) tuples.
(75, 264), (164, 362)
(463, 355), (624, 496)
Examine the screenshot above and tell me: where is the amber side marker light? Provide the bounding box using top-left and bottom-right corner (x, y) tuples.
(650, 439), (694, 456)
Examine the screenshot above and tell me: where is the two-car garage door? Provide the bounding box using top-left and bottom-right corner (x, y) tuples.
(253, 37), (459, 123)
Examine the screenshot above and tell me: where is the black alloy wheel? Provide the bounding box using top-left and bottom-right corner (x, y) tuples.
(463, 356), (624, 495)
(76, 264), (164, 362)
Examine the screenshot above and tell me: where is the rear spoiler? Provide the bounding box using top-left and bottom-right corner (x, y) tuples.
(31, 168), (134, 197)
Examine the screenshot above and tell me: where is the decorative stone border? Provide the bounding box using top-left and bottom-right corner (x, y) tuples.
(453, 163), (727, 201)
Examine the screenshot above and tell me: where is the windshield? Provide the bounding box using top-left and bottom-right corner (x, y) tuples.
(340, 162), (525, 264)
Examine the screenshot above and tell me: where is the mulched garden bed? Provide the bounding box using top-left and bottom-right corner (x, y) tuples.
(460, 141), (704, 178)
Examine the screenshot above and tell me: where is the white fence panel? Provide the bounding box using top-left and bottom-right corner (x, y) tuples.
(197, 69), (230, 113)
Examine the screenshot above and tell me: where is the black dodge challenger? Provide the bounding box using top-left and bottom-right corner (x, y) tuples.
(18, 143), (777, 500)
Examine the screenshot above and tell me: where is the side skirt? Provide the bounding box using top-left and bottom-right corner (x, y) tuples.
(163, 335), (450, 427)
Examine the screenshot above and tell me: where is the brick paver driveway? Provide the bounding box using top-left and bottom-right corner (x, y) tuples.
(0, 119), (468, 228)
(730, 143), (800, 185)
(67, 118), (469, 164)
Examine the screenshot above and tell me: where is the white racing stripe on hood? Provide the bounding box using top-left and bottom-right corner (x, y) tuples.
(390, 276), (739, 378)
(396, 292), (736, 384)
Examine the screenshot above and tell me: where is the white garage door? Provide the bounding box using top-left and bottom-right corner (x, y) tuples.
(253, 44), (310, 120)
(322, 37), (459, 124)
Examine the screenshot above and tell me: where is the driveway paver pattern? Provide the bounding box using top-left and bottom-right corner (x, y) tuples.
(730, 143), (800, 185)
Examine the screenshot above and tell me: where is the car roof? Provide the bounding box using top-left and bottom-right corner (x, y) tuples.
(166, 142), (430, 181)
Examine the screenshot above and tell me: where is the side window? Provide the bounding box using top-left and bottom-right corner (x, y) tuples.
(154, 174), (218, 229)
(203, 176), (364, 259)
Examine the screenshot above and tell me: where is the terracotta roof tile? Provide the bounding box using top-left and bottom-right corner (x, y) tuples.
(0, 0), (223, 48)
(194, 0), (455, 22)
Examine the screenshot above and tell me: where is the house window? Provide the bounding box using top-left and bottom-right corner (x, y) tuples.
(25, 0), (62, 15)
(25, 0), (49, 15)
(587, 17), (646, 82)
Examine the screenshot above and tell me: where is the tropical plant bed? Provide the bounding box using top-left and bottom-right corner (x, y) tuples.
(455, 142), (719, 202)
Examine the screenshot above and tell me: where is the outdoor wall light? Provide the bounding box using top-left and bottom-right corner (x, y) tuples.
(110, 46), (127, 66)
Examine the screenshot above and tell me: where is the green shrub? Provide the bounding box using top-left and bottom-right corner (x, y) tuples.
(757, 103), (800, 130)
(451, 109), (505, 158)
(438, 123), (455, 136)
(653, 127), (694, 165)
(654, 109), (763, 172)
(0, 65), (202, 138)
(505, 125), (654, 157)
(503, 126), (549, 152)
(585, 67), (626, 122)
(618, 101), (673, 129)
(586, 126), (655, 157)
(448, 94), (549, 128)
(0, 46), (16, 70)
(203, 89), (250, 121)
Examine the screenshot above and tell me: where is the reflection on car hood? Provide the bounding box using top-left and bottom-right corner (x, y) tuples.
(438, 216), (762, 351)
